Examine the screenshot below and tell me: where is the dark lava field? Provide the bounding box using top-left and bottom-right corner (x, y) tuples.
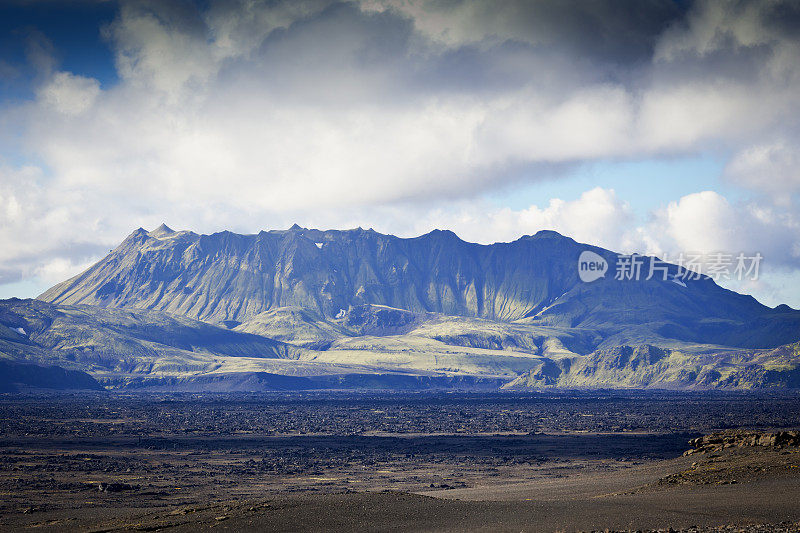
(2, 391), (800, 532)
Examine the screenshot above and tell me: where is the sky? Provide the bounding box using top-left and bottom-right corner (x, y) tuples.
(1, 0), (800, 307)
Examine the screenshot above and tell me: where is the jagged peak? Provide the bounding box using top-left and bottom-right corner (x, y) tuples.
(125, 225), (582, 249)
(149, 223), (174, 238)
(123, 227), (149, 241)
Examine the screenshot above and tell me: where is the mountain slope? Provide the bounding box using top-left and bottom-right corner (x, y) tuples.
(0, 360), (103, 392)
(38, 225), (800, 351)
(504, 342), (800, 390)
(0, 298), (547, 390)
(0, 298), (302, 379)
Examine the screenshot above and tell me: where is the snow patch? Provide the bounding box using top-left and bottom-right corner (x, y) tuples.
(13, 327), (26, 336)
(670, 276), (687, 288)
(315, 242), (324, 249)
(335, 309), (346, 319)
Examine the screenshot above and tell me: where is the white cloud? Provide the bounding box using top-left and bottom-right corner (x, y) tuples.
(464, 187), (638, 250)
(0, 164), (114, 285)
(36, 71), (101, 115)
(274, 187), (640, 255)
(474, 85), (638, 163)
(106, 2), (217, 97)
(660, 191), (740, 253)
(644, 190), (800, 270)
(724, 140), (800, 203)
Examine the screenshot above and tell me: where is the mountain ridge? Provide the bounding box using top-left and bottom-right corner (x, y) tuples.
(38, 225), (800, 351)
(7, 225), (798, 391)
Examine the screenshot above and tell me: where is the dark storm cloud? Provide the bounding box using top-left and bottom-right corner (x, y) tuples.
(231, 2), (416, 103)
(207, 0), (686, 107)
(377, 0), (687, 62)
(84, 0), (714, 101)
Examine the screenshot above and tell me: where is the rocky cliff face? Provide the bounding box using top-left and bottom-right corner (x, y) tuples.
(37, 225), (799, 350)
(40, 225), (585, 324)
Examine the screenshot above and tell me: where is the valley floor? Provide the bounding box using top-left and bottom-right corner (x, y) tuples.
(1, 391), (799, 532)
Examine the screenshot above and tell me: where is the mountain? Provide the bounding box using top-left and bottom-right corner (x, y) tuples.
(40, 225), (582, 323)
(39, 225), (800, 351)
(3, 224), (795, 391)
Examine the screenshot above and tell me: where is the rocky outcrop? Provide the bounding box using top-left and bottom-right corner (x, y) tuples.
(685, 430), (800, 455)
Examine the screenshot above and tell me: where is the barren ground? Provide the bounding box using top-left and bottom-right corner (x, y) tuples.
(1, 391), (799, 532)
